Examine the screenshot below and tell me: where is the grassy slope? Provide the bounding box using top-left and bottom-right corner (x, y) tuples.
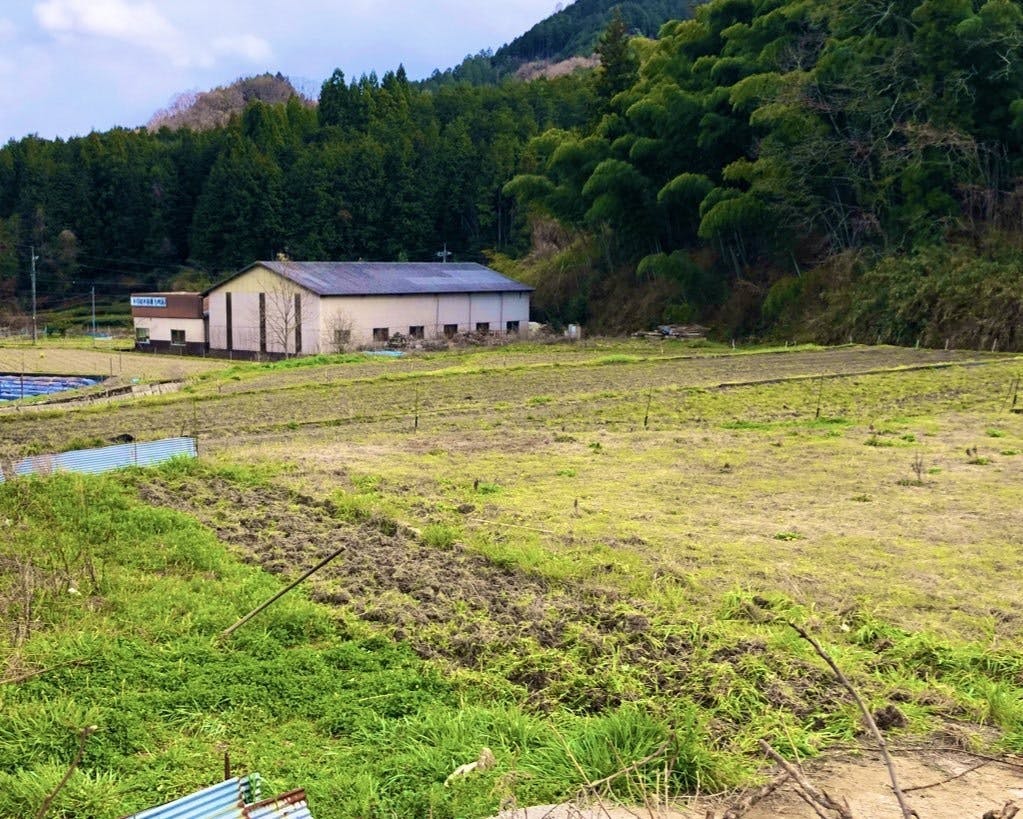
(0, 467), (728, 819)
(1, 341), (1022, 817)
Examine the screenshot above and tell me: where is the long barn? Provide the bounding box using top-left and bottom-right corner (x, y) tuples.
(203, 260), (533, 358)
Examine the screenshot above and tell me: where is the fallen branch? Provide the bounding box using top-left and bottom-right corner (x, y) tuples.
(903, 759), (991, 793)
(0, 658), (87, 686)
(890, 747), (1023, 772)
(220, 546), (346, 640)
(759, 740), (853, 819)
(787, 620), (917, 819)
(721, 771), (791, 818)
(467, 518), (556, 535)
(34, 726), (96, 819)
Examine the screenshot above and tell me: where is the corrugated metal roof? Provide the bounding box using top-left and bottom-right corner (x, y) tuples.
(122, 776), (315, 819)
(122, 775), (260, 819)
(207, 261), (533, 297)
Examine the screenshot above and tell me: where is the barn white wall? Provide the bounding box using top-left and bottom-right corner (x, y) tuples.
(318, 291), (530, 346)
(208, 265), (531, 354)
(207, 266), (320, 355)
(133, 316), (204, 344)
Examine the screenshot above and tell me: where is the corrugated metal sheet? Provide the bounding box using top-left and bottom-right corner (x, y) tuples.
(122, 777), (315, 819)
(122, 775), (260, 819)
(0, 437), (197, 482)
(210, 261), (534, 297)
(244, 790), (312, 819)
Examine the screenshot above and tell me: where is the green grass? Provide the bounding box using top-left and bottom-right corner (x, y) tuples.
(0, 472), (745, 818)
(2, 342), (1022, 816)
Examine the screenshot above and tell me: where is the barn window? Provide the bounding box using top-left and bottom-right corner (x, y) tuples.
(170, 329), (185, 346)
(408, 325), (425, 339)
(443, 324), (458, 338)
(135, 327), (150, 344)
(372, 327), (390, 342)
(506, 320), (520, 334)
(475, 322), (490, 334)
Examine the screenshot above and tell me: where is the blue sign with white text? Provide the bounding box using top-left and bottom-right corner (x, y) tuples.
(131, 296), (167, 308)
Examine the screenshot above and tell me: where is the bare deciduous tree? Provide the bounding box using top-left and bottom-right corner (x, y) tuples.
(324, 310), (354, 353)
(264, 279), (303, 358)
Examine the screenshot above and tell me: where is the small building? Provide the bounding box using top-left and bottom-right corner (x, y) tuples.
(203, 261), (532, 358)
(131, 292), (206, 355)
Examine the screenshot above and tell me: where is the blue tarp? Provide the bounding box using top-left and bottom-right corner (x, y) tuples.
(0, 374), (99, 401)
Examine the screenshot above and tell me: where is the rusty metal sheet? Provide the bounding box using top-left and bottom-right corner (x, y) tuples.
(244, 789), (312, 818)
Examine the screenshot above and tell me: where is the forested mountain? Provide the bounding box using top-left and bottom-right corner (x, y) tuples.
(497, 0), (694, 64)
(0, 72), (595, 308)
(2, 0), (1022, 347)
(418, 0), (695, 89)
(147, 73), (309, 132)
(501, 0), (1023, 347)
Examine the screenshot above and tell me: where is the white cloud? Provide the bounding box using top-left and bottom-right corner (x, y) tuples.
(35, 0), (178, 46)
(33, 0), (269, 68)
(212, 34), (272, 63)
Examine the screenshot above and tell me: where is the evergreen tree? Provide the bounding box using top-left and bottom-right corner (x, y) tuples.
(595, 10), (639, 106)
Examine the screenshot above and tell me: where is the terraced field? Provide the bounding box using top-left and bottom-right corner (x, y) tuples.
(2, 339), (1022, 818)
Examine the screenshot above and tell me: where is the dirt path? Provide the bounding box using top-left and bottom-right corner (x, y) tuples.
(495, 749), (1023, 818)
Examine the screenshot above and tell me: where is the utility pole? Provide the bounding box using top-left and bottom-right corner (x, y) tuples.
(30, 245), (39, 344)
(91, 286), (96, 337)
(435, 243), (452, 263)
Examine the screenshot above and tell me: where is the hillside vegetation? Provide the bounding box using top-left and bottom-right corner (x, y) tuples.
(422, 0), (695, 87)
(501, 0), (1023, 344)
(1, 0), (1022, 345)
(147, 73), (310, 132)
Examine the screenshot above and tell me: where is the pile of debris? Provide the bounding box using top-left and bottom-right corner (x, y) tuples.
(633, 324), (709, 340)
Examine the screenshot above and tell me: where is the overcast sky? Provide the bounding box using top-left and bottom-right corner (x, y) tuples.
(0, 0), (562, 144)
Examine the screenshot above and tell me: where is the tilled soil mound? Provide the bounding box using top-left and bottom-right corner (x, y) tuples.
(137, 473), (839, 715)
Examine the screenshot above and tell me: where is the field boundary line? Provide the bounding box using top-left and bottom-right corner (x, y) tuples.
(198, 355), (1022, 446)
(713, 355), (1022, 390)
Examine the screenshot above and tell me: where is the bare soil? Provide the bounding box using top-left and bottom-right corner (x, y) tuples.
(495, 749), (1023, 818)
(135, 472), (837, 715)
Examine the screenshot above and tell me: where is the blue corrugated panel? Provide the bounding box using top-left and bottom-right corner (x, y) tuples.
(123, 777), (314, 819)
(0, 437), (197, 482)
(122, 775), (260, 819)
